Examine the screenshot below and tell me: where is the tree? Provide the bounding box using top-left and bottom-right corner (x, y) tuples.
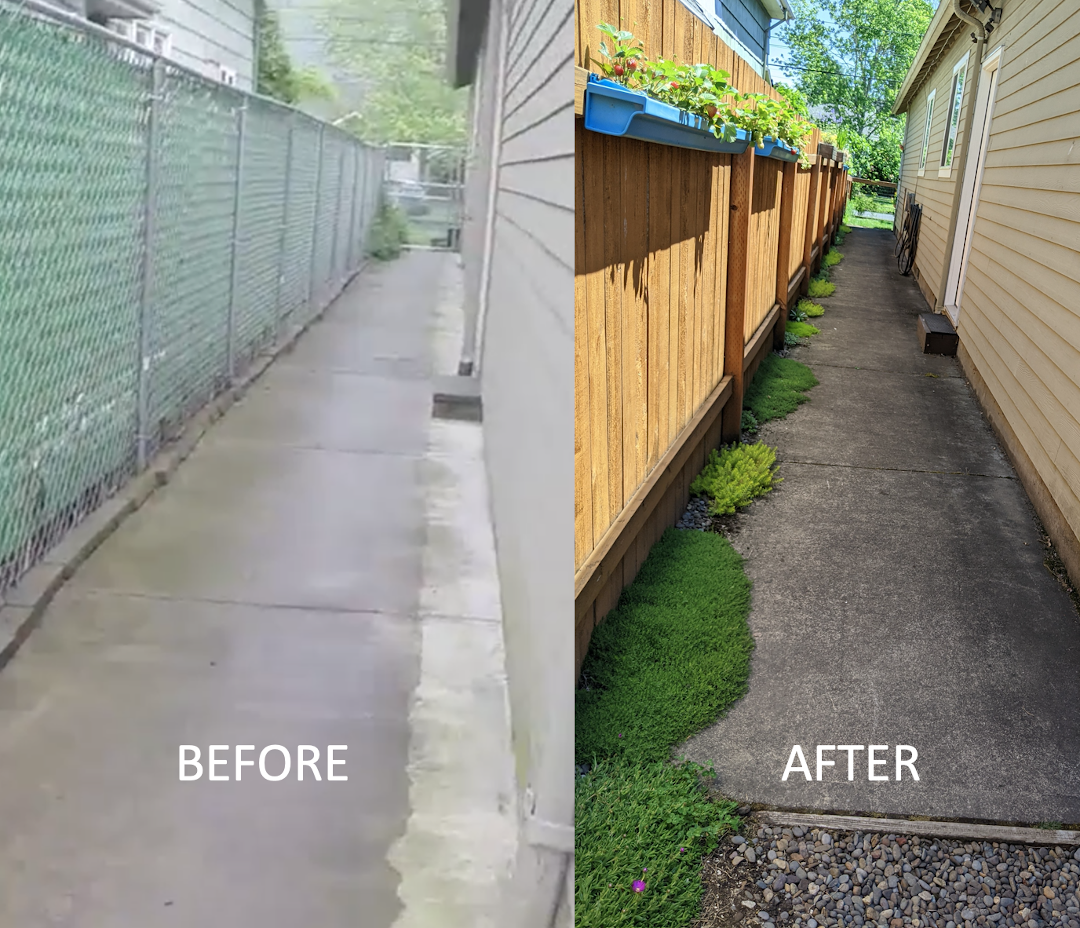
(778, 0), (933, 179)
(320, 0), (467, 146)
(256, 0), (337, 106)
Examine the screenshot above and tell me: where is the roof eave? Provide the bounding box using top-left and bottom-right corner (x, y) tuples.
(892, 0), (956, 115)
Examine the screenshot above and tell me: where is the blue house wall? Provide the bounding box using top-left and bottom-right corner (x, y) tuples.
(715, 0), (770, 67)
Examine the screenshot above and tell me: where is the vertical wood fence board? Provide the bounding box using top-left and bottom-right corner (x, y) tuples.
(581, 126), (611, 559)
(602, 134), (625, 531)
(647, 144), (668, 472)
(621, 137), (648, 505)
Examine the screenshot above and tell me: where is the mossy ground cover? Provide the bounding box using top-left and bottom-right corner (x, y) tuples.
(742, 353), (819, 426)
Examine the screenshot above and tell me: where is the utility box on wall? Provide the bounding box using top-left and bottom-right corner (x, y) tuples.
(917, 313), (959, 356)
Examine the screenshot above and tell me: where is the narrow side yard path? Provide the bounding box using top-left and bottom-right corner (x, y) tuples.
(0, 252), (442, 927)
(682, 229), (1080, 823)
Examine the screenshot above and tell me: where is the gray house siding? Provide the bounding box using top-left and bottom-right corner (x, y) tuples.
(716, 0), (769, 66)
(451, 0), (573, 918)
(158, 0), (256, 88)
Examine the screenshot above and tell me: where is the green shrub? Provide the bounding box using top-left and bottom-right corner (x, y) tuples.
(741, 409), (759, 433)
(743, 353), (818, 424)
(850, 191), (874, 213)
(367, 202), (409, 260)
(798, 298), (824, 317)
(839, 223), (852, 234)
(786, 319), (820, 339)
(576, 530), (753, 766)
(823, 249), (844, 268)
(808, 277), (836, 298)
(575, 758), (740, 928)
(690, 443), (781, 516)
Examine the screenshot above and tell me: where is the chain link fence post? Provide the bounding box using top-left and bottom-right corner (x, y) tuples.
(329, 144), (345, 291)
(274, 114), (295, 345)
(226, 97), (247, 384)
(306, 123), (325, 317)
(346, 144), (359, 276)
(137, 58), (164, 472)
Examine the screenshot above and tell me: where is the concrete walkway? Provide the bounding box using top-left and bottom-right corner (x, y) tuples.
(682, 228), (1080, 824)
(0, 253), (446, 925)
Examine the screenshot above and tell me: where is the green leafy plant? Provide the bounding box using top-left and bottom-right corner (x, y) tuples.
(741, 409), (759, 433)
(789, 304), (808, 323)
(798, 298), (824, 318)
(593, 23), (646, 80)
(808, 277), (836, 298)
(839, 224), (852, 234)
(743, 353), (819, 424)
(367, 202), (409, 260)
(575, 758), (740, 928)
(690, 443), (781, 516)
(823, 249), (844, 268)
(784, 331), (800, 347)
(592, 25), (816, 162)
(787, 319), (820, 339)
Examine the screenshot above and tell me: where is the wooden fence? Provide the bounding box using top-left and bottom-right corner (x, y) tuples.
(574, 0), (851, 678)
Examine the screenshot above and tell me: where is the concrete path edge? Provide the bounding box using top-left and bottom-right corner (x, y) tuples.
(756, 811), (1080, 846)
(0, 263), (372, 674)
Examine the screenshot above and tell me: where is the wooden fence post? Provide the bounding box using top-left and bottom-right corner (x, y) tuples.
(773, 159), (797, 350)
(802, 155), (822, 293)
(722, 146), (755, 444)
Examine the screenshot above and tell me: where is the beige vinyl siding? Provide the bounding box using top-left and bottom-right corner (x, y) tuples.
(956, 0), (1080, 553)
(907, 35), (972, 304)
(897, 93), (925, 226)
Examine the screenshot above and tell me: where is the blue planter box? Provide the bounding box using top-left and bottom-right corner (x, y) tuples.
(756, 137), (800, 162)
(583, 76), (750, 155)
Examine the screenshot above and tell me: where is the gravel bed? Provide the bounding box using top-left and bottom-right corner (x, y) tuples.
(677, 497), (714, 531)
(697, 822), (1080, 928)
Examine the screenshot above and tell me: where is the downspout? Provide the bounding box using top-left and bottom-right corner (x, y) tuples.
(935, 0), (987, 313)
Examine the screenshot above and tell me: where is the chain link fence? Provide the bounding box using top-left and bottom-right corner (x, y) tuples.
(383, 143), (466, 250)
(0, 0), (384, 594)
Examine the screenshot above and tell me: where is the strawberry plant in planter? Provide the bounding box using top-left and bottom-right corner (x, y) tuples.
(588, 24), (815, 163)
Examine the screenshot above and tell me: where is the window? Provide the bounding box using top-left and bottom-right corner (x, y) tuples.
(941, 54), (968, 172)
(219, 65), (237, 86)
(108, 19), (171, 56)
(918, 89), (935, 175)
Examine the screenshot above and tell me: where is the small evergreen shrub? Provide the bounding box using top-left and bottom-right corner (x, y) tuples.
(787, 319), (820, 339)
(808, 277), (836, 298)
(690, 443), (781, 516)
(798, 298), (824, 317)
(368, 202), (409, 260)
(823, 249), (844, 268)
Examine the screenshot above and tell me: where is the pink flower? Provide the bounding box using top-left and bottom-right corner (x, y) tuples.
(679, 848), (686, 853)
(632, 880), (646, 893)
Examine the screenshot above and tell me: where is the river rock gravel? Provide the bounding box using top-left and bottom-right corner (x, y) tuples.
(694, 822), (1080, 928)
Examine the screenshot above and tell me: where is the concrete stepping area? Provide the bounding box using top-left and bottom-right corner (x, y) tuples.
(679, 228), (1080, 823)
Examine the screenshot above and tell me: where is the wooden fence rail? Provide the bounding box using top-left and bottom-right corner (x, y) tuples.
(574, 3), (851, 678)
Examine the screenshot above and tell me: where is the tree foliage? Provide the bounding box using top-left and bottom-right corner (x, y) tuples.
(256, 0), (336, 106)
(778, 0), (933, 179)
(320, 0), (467, 145)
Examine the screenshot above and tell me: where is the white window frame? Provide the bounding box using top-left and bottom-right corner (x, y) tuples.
(109, 19), (171, 57)
(218, 64), (238, 86)
(940, 52), (969, 176)
(918, 89), (935, 176)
